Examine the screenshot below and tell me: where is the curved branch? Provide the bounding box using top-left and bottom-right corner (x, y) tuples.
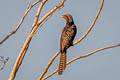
(67, 44), (120, 64)
(73, 0), (104, 45)
(43, 44), (120, 80)
(38, 51), (60, 80)
(0, 0), (42, 45)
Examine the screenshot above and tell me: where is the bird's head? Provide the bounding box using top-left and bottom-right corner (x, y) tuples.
(61, 14), (73, 23)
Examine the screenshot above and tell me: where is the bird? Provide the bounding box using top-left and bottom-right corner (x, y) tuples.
(58, 14), (77, 75)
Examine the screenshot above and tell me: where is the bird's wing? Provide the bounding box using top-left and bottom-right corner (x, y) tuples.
(60, 24), (77, 52)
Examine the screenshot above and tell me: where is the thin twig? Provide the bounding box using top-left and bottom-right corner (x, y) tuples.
(38, 51), (60, 80)
(31, 0), (48, 31)
(43, 44), (120, 80)
(28, 0), (32, 8)
(33, 0), (66, 34)
(0, 56), (9, 71)
(67, 44), (120, 64)
(35, 14), (52, 34)
(0, 0), (42, 45)
(39, 0), (104, 79)
(73, 0), (104, 45)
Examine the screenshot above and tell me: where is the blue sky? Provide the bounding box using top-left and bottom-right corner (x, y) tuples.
(0, 0), (120, 80)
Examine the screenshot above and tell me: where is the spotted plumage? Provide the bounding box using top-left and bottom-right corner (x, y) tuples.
(58, 14), (77, 75)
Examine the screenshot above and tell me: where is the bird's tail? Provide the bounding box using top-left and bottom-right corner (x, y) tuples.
(58, 52), (66, 75)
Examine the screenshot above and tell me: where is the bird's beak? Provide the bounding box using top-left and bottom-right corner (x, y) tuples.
(60, 16), (64, 18)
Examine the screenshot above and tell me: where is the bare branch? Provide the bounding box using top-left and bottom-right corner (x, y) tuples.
(38, 51), (60, 80)
(32, 0), (66, 36)
(9, 0), (66, 80)
(28, 0), (31, 8)
(0, 56), (9, 71)
(31, 0), (48, 31)
(43, 44), (120, 80)
(0, 0), (42, 45)
(35, 14), (52, 34)
(73, 0), (104, 45)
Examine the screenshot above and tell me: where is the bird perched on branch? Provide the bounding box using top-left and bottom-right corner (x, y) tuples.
(58, 14), (77, 75)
